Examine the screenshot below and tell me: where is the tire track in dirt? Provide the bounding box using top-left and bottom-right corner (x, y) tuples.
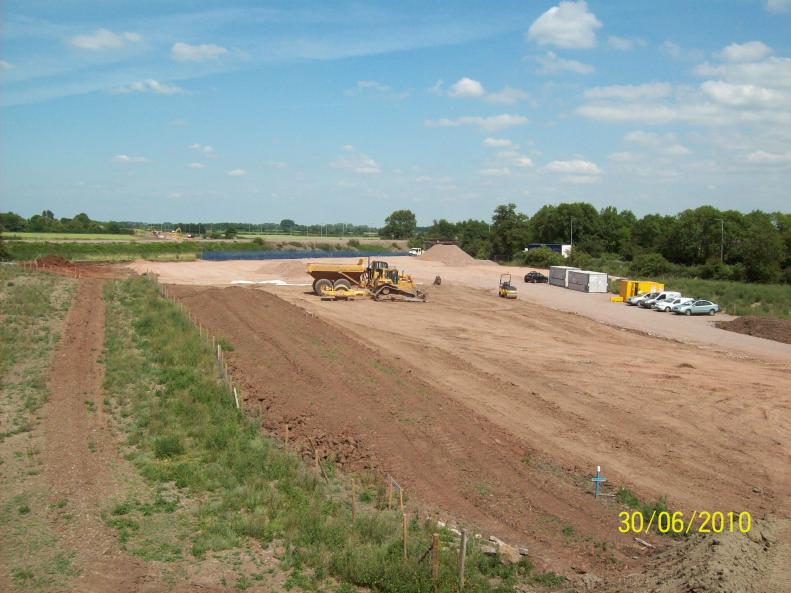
(40, 279), (148, 593)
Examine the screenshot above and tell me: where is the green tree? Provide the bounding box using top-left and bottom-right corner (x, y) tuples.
(740, 211), (785, 282)
(427, 219), (457, 240)
(381, 209), (417, 239)
(490, 203), (530, 260)
(279, 219), (295, 232)
(0, 212), (27, 232)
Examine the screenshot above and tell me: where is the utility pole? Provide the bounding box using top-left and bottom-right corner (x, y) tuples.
(570, 218), (575, 250)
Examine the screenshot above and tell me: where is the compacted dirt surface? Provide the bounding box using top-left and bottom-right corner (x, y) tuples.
(171, 280), (791, 585)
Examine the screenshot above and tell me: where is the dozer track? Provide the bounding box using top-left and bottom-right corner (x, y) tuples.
(371, 285), (427, 302)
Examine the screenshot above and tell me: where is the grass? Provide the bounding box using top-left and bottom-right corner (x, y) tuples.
(102, 276), (565, 592)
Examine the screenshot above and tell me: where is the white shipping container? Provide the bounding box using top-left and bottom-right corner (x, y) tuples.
(567, 270), (608, 293)
(548, 265), (580, 287)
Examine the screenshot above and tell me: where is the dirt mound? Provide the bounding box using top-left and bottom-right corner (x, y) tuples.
(717, 316), (791, 345)
(36, 255), (71, 266)
(419, 244), (479, 266)
(255, 259), (310, 281)
(628, 527), (777, 593)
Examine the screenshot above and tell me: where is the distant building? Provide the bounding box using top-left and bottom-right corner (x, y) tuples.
(523, 243), (572, 258)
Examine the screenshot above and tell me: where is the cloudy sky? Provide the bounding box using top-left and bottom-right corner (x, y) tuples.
(2, 0), (790, 224)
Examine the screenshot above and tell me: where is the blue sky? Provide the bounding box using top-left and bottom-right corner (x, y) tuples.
(2, 0), (790, 225)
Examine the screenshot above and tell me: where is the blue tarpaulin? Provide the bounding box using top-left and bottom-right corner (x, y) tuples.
(201, 250), (409, 261)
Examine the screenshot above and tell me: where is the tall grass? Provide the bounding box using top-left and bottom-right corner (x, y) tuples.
(103, 277), (558, 592)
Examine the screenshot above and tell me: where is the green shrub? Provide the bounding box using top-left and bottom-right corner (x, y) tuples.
(153, 434), (185, 458)
(513, 247), (565, 268)
(630, 252), (672, 276)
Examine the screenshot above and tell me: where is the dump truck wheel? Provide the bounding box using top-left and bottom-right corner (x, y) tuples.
(314, 278), (332, 296)
(334, 279), (352, 291)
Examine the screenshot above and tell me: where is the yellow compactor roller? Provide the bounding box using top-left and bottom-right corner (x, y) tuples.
(306, 259), (426, 302)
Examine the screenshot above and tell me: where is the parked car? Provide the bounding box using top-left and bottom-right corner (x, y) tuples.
(408, 247), (423, 256)
(673, 299), (720, 316)
(640, 291), (681, 309)
(626, 291), (657, 306)
(524, 271), (548, 283)
(655, 296), (694, 312)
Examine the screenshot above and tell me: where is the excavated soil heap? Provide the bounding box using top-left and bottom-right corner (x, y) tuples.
(419, 244), (483, 266)
(36, 255), (71, 266)
(717, 316), (791, 345)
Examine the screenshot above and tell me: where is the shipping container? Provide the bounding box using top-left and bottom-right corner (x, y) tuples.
(548, 265), (580, 287)
(568, 270), (609, 293)
(618, 279), (664, 300)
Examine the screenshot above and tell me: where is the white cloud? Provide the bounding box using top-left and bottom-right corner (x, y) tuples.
(189, 143), (214, 155)
(170, 42), (229, 62)
(112, 79), (185, 95)
(607, 36), (645, 51)
(0, 60), (13, 70)
(561, 174), (601, 184)
(479, 167), (511, 177)
(425, 114), (529, 132)
(265, 161), (288, 169)
(112, 154), (148, 163)
(624, 130), (671, 147)
(495, 150), (534, 167)
(544, 159), (602, 174)
(661, 40), (705, 62)
(533, 51), (594, 74)
(745, 150), (791, 163)
(428, 79), (444, 95)
(695, 56), (791, 88)
(448, 77), (486, 97)
(69, 28), (142, 50)
(346, 80), (410, 99)
(718, 41), (773, 63)
(607, 151), (639, 162)
(664, 144), (692, 156)
(187, 162), (205, 169)
(766, 0), (791, 12)
(483, 137), (513, 147)
(585, 82), (672, 100)
(700, 80), (789, 108)
(526, 1), (602, 49)
(167, 192), (182, 199)
(331, 150), (381, 174)
(228, 168), (247, 176)
(485, 86), (530, 104)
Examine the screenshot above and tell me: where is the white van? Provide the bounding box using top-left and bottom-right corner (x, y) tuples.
(640, 291), (681, 309)
(408, 247), (423, 256)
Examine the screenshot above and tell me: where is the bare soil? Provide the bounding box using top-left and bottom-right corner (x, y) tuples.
(717, 316), (791, 345)
(172, 281), (791, 585)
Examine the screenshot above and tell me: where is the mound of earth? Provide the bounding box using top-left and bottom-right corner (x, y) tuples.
(36, 255), (71, 266)
(717, 316), (791, 345)
(419, 244), (485, 266)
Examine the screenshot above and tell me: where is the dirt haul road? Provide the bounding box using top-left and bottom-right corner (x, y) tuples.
(172, 281), (791, 580)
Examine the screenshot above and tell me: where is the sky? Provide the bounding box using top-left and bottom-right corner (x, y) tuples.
(1, 0), (791, 225)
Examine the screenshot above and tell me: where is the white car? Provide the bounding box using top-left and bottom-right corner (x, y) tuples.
(408, 247), (423, 256)
(640, 291), (681, 309)
(655, 296), (693, 312)
(626, 292), (657, 306)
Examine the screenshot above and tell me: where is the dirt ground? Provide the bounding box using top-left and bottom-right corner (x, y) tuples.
(718, 316), (791, 345)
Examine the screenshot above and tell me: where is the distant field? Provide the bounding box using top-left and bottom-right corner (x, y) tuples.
(237, 233), (387, 242)
(5, 232), (140, 241)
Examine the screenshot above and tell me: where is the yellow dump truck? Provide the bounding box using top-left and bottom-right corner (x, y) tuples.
(619, 279), (664, 300)
(306, 259), (426, 301)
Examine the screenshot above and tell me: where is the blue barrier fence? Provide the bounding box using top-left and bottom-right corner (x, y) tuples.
(201, 250), (409, 261)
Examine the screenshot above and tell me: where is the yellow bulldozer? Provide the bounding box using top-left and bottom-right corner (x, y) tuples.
(306, 259), (426, 302)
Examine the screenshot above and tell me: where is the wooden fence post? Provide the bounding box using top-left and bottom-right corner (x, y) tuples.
(233, 387), (240, 409)
(399, 487), (404, 512)
(284, 424), (289, 451)
(402, 513), (408, 560)
(387, 479), (393, 510)
(351, 480), (357, 521)
(458, 529), (468, 589)
(431, 533), (440, 583)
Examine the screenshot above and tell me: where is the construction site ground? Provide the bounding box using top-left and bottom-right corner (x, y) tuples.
(128, 254), (791, 590)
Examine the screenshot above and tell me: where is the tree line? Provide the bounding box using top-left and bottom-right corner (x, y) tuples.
(381, 204), (791, 284)
(0, 211), (132, 234)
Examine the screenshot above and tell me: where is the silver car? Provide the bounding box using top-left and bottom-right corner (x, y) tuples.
(673, 299), (720, 316)
(627, 291), (658, 306)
